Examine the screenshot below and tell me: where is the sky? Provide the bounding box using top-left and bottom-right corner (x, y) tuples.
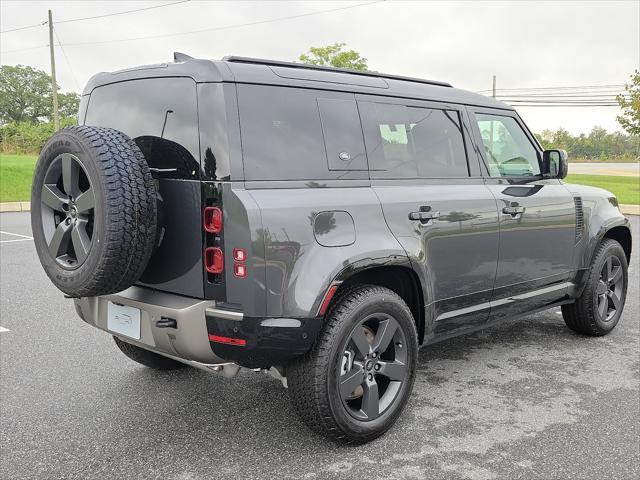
(1, 0), (638, 135)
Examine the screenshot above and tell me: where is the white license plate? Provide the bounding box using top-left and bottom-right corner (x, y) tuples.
(107, 302), (141, 340)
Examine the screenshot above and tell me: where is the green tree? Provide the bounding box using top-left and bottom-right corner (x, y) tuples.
(617, 70), (640, 136)
(58, 92), (80, 119)
(0, 64), (79, 124)
(299, 43), (368, 70)
(0, 65), (52, 123)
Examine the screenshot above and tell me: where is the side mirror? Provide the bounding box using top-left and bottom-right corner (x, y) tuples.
(542, 149), (568, 179)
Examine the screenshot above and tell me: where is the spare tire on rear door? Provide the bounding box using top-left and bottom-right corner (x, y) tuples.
(31, 126), (157, 297)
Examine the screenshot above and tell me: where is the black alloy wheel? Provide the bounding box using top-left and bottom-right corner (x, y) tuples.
(338, 313), (408, 421)
(40, 153), (96, 269)
(595, 254), (624, 322)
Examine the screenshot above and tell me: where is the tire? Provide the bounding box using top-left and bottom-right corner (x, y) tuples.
(287, 285), (418, 444)
(113, 337), (186, 371)
(31, 126), (157, 297)
(562, 238), (628, 336)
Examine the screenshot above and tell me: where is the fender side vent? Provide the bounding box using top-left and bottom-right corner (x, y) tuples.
(573, 195), (584, 242)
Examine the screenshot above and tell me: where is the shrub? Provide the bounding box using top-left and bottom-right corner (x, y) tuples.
(0, 117), (77, 154)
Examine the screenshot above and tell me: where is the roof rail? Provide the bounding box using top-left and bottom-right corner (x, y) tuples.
(222, 56), (452, 88)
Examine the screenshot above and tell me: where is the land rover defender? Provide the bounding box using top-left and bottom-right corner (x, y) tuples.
(31, 55), (632, 443)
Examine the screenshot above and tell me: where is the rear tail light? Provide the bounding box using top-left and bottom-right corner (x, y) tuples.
(233, 248), (247, 262)
(233, 263), (247, 278)
(203, 207), (223, 233)
(204, 247), (224, 274)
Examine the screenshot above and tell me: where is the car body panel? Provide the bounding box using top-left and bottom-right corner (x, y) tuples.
(71, 56), (632, 369)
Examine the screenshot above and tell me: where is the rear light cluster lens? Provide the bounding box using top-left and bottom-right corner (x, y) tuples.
(203, 206), (223, 281)
(204, 247), (223, 274)
(233, 248), (247, 278)
(208, 334), (246, 346)
(203, 207), (223, 233)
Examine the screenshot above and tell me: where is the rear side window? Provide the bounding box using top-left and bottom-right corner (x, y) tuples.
(359, 101), (469, 178)
(84, 78), (200, 180)
(237, 85), (367, 181)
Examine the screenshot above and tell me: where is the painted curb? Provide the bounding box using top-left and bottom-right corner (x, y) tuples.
(0, 201), (638, 215)
(620, 204), (639, 216)
(0, 202), (30, 213)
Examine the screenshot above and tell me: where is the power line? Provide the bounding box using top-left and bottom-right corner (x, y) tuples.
(513, 104), (620, 107)
(477, 84), (625, 93)
(53, 26), (81, 92)
(496, 92), (626, 98)
(56, 0), (189, 24)
(0, 1), (189, 34)
(0, 1), (384, 54)
(0, 21), (47, 34)
(1, 44), (51, 54)
(60, 1), (385, 47)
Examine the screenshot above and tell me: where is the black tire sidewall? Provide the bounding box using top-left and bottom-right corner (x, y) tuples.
(31, 131), (108, 294)
(326, 291), (418, 439)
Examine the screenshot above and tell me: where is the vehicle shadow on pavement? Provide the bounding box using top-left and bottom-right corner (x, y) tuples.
(88, 308), (638, 478)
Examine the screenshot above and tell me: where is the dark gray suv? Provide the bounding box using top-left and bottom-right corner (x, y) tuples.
(31, 55), (632, 443)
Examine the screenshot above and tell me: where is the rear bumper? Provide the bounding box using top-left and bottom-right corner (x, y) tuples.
(206, 314), (322, 368)
(73, 286), (321, 369)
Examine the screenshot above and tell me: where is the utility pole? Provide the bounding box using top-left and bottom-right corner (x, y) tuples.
(48, 10), (59, 131)
(490, 75), (496, 150)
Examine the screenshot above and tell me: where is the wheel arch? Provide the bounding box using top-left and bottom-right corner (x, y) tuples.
(603, 225), (632, 264)
(575, 219), (632, 298)
(324, 264), (426, 345)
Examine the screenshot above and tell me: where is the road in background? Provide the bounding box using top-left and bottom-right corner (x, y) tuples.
(569, 162), (640, 176)
(1, 212), (639, 480)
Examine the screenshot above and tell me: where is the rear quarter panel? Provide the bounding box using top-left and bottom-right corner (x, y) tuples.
(244, 184), (409, 317)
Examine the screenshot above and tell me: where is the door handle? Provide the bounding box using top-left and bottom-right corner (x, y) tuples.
(409, 209), (441, 221)
(502, 206), (526, 216)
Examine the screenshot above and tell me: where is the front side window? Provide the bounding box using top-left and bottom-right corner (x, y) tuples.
(474, 114), (540, 177)
(360, 102), (469, 178)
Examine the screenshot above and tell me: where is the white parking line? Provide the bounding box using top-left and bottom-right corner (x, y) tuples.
(0, 327), (10, 333)
(0, 230), (33, 244)
(0, 238), (33, 244)
(0, 231), (33, 239)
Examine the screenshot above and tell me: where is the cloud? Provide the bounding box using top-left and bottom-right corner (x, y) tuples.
(1, 0), (637, 133)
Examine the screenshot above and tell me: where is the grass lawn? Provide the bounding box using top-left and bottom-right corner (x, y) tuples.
(565, 174), (640, 205)
(0, 154), (638, 206)
(0, 154), (37, 202)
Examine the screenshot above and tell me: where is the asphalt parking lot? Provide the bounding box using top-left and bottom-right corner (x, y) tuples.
(1, 211), (638, 480)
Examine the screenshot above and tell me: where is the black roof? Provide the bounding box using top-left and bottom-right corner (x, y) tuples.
(82, 54), (511, 111)
(223, 56), (453, 88)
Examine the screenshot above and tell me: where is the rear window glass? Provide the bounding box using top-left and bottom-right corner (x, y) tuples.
(359, 102), (469, 178)
(84, 78), (200, 179)
(237, 85), (367, 181)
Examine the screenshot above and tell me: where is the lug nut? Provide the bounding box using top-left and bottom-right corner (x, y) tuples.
(372, 352), (377, 358)
(374, 364), (381, 371)
(368, 373), (373, 381)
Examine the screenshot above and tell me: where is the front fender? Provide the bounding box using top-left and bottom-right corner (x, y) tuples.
(564, 183), (631, 296)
